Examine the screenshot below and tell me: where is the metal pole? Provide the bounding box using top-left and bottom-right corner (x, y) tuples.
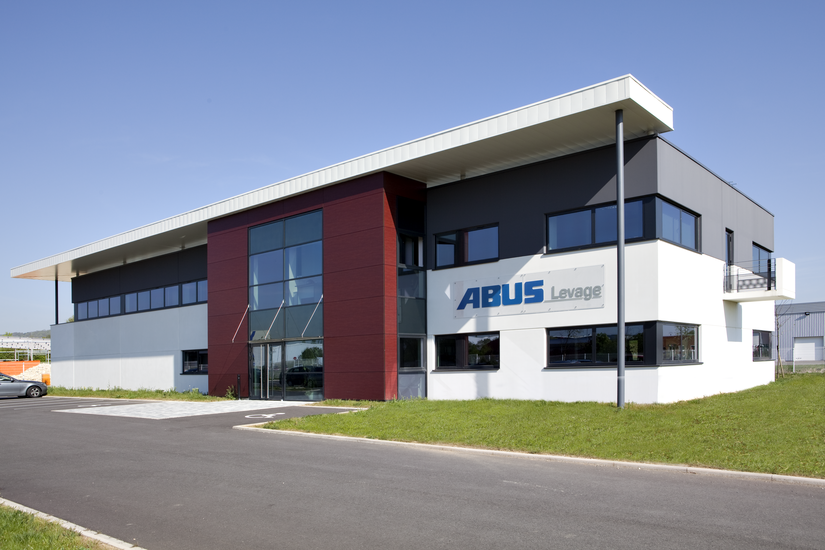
(616, 110), (626, 409)
(55, 276), (59, 326)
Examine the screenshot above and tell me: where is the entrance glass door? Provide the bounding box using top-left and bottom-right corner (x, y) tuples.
(267, 344), (283, 399)
(249, 343), (284, 400)
(249, 340), (324, 400)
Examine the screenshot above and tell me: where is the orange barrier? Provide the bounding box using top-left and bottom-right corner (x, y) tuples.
(0, 361), (41, 377)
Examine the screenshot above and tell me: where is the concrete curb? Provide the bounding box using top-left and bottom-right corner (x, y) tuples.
(0, 497), (147, 549)
(234, 425), (825, 489)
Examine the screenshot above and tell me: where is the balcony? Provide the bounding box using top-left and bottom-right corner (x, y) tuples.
(723, 258), (795, 302)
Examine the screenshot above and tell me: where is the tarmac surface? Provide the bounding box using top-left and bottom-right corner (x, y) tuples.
(1, 395), (824, 550)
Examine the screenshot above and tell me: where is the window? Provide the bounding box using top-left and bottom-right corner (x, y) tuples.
(435, 225), (498, 268)
(248, 210), (323, 342)
(662, 323), (698, 362)
(658, 198), (697, 251)
(547, 324), (645, 365)
(72, 279), (207, 322)
(752, 244), (771, 275)
(399, 337), (426, 399)
(98, 298), (109, 317)
(165, 286), (179, 307)
(197, 280), (208, 303)
(150, 288), (164, 309)
(435, 333), (499, 369)
(182, 350), (208, 374)
(138, 291), (151, 311)
(753, 330), (772, 361)
(547, 200), (643, 252)
(182, 282), (197, 305)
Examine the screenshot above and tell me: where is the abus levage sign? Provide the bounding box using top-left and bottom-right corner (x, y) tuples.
(452, 265), (604, 318)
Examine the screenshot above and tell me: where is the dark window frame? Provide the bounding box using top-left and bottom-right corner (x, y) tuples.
(545, 323), (649, 368)
(248, 210), (324, 343)
(182, 349), (208, 375)
(753, 330), (773, 361)
(656, 197), (700, 252)
(435, 332), (500, 370)
(545, 199), (647, 254)
(73, 279), (207, 322)
(660, 322), (699, 364)
(434, 224), (499, 269)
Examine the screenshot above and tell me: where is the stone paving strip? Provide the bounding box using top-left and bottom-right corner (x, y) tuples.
(0, 496), (147, 550)
(56, 399), (312, 419)
(235, 425), (825, 489)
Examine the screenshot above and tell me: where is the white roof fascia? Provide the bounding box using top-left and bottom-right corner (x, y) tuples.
(12, 74), (673, 281)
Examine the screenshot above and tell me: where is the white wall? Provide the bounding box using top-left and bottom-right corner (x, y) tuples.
(51, 304), (208, 392)
(426, 241), (775, 403)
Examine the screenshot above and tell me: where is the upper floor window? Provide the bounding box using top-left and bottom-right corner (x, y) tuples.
(658, 199), (697, 251)
(248, 210), (324, 341)
(74, 279), (206, 322)
(435, 225), (498, 268)
(752, 244), (771, 275)
(547, 200), (644, 252)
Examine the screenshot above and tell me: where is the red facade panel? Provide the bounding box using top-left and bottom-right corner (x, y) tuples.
(206, 172), (426, 400)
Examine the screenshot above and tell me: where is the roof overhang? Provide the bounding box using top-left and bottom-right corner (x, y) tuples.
(12, 74), (673, 282)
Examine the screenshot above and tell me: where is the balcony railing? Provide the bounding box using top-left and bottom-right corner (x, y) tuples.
(723, 258), (795, 302)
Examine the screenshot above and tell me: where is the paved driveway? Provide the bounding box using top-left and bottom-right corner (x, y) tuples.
(1, 396), (823, 550)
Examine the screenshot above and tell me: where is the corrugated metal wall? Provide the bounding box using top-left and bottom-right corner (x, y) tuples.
(776, 310), (825, 360)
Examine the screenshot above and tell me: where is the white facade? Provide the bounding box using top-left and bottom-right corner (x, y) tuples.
(426, 240), (776, 403)
(51, 304), (208, 393)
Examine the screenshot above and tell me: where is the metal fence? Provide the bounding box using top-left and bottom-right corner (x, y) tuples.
(724, 260), (775, 293)
(776, 346), (825, 373)
(0, 337), (51, 362)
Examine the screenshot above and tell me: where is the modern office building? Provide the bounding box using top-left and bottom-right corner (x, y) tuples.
(11, 75), (795, 403)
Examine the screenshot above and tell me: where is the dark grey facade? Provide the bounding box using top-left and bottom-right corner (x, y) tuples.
(72, 245), (207, 303)
(426, 136), (774, 269)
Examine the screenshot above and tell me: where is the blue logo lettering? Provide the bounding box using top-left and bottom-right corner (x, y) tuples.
(457, 287), (480, 310)
(524, 280), (544, 303)
(502, 283), (522, 306)
(481, 285), (501, 307)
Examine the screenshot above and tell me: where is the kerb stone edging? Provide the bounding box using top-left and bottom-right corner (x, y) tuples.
(234, 424), (825, 488)
(0, 497), (147, 550)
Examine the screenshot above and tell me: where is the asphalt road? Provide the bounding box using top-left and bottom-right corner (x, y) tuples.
(1, 396), (823, 550)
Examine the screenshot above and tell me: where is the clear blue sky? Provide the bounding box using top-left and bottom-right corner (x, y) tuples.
(2, 0), (823, 332)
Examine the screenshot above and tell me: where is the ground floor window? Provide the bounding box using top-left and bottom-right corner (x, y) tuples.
(436, 333), (500, 370)
(546, 324), (645, 365)
(753, 330), (773, 361)
(182, 350), (208, 374)
(662, 323), (698, 362)
(398, 337), (426, 398)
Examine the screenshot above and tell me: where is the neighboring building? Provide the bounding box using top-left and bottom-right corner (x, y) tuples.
(10, 75), (795, 403)
(775, 301), (825, 368)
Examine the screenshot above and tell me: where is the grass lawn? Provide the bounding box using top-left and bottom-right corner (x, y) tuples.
(48, 386), (230, 401)
(0, 505), (115, 550)
(266, 374), (825, 479)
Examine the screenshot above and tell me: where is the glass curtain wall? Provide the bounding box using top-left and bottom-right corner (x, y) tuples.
(397, 196), (427, 399)
(398, 231), (426, 398)
(248, 210), (324, 400)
